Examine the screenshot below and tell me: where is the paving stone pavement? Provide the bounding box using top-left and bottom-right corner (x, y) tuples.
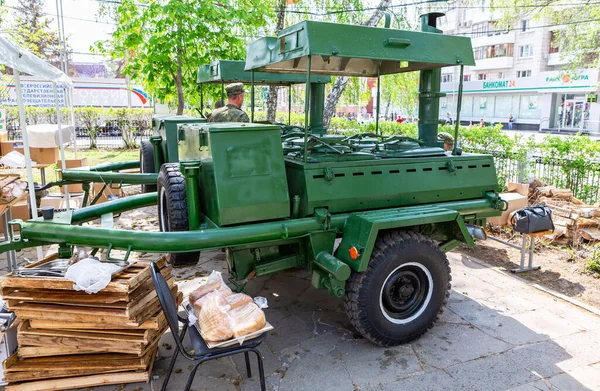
(3, 245), (600, 390)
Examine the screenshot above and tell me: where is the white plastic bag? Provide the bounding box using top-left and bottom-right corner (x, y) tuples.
(0, 151), (36, 168)
(64, 258), (121, 294)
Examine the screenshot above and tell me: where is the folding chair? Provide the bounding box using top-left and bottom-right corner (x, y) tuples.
(150, 262), (267, 391)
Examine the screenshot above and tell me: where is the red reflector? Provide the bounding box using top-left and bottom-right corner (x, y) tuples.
(349, 246), (359, 260)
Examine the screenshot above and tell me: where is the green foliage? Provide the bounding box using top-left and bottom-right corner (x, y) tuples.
(75, 107), (101, 149)
(95, 0), (273, 115)
(584, 243), (600, 276)
(4, 0), (69, 68)
(491, 0), (600, 69)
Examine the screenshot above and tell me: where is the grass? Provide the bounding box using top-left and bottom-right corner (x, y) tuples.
(584, 243), (600, 277)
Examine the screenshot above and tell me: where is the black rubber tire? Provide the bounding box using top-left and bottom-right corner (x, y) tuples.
(140, 140), (157, 193)
(343, 231), (451, 346)
(157, 163), (200, 266)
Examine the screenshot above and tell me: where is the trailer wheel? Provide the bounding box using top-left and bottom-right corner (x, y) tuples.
(140, 140), (157, 193)
(157, 163), (200, 266)
(343, 231), (450, 346)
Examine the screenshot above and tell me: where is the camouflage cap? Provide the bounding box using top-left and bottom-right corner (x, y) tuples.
(438, 132), (454, 143)
(225, 83), (245, 96)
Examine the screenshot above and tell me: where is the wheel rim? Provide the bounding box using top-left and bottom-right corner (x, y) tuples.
(159, 186), (169, 232)
(379, 262), (433, 325)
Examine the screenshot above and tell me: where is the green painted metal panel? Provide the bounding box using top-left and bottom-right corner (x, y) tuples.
(197, 60), (330, 85)
(151, 115), (206, 164)
(336, 206), (472, 272)
(245, 21), (475, 76)
(178, 122), (290, 226)
(285, 154), (499, 217)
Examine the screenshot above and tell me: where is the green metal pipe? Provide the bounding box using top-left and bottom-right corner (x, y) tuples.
(12, 198), (497, 254)
(315, 252), (351, 281)
(89, 160), (139, 172)
(61, 170), (158, 185)
(150, 136), (162, 173)
(180, 162), (202, 230)
(71, 192), (157, 224)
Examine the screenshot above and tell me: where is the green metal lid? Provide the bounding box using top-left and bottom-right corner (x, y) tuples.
(245, 21), (475, 76)
(180, 122), (281, 133)
(197, 60), (331, 85)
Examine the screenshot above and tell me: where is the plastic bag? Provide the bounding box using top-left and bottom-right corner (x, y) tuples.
(228, 302), (266, 342)
(198, 295), (233, 342)
(253, 296), (269, 309)
(189, 270), (232, 304)
(64, 258), (121, 294)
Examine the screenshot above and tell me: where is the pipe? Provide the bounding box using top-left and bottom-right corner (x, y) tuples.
(181, 162), (202, 230)
(303, 55), (312, 163)
(251, 70), (255, 123)
(71, 192), (157, 224)
(10, 198), (497, 254)
(60, 170), (158, 185)
(452, 65), (464, 156)
(89, 160), (140, 172)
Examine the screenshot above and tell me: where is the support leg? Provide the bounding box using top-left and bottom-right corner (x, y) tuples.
(161, 346), (180, 391)
(244, 351), (252, 378)
(251, 348), (266, 391)
(184, 361), (202, 391)
(511, 235), (541, 273)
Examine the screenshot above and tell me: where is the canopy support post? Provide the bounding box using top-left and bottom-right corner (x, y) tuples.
(452, 65), (464, 156)
(251, 71), (255, 123)
(68, 87), (77, 158)
(13, 69), (43, 260)
(288, 85), (292, 125)
(376, 66), (381, 135)
(53, 82), (71, 212)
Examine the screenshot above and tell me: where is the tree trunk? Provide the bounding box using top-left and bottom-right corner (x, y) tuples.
(323, 0), (391, 129)
(267, 0), (286, 122)
(175, 41), (184, 115)
(384, 95), (391, 118)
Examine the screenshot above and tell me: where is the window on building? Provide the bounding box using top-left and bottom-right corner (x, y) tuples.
(519, 45), (534, 58)
(464, 75), (471, 82)
(472, 22), (489, 38)
(498, 72), (505, 79)
(521, 20), (529, 32)
(517, 70), (532, 78)
(478, 73), (487, 80)
(549, 31), (560, 54)
(442, 74), (453, 83)
(473, 44), (514, 60)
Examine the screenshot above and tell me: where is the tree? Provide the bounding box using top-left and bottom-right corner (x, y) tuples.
(266, 0), (287, 123)
(322, 0), (392, 128)
(96, 0), (273, 115)
(491, 0), (600, 69)
(8, 0), (70, 70)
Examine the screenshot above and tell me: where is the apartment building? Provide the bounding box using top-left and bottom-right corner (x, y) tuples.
(438, 2), (599, 132)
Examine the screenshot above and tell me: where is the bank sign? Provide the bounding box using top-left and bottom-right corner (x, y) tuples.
(442, 69), (599, 94)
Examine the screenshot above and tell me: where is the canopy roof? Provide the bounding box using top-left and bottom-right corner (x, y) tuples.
(245, 21), (475, 77)
(0, 35), (72, 87)
(197, 60), (330, 86)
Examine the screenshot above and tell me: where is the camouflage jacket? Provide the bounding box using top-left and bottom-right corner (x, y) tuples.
(207, 104), (249, 123)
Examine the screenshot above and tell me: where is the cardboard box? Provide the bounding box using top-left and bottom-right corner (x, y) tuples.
(0, 201), (30, 234)
(92, 183), (121, 204)
(0, 132), (7, 142)
(39, 194), (84, 211)
(57, 158), (89, 194)
(0, 141), (59, 164)
(507, 182), (530, 197)
(488, 192), (529, 226)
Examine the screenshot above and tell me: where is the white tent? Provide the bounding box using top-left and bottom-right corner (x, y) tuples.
(0, 34), (75, 260)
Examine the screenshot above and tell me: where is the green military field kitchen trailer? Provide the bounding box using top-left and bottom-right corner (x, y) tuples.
(0, 13), (506, 346)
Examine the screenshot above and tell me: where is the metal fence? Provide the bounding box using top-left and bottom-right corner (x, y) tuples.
(482, 150), (600, 204)
(7, 125), (152, 149)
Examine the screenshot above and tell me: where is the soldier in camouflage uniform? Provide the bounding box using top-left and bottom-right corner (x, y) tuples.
(438, 132), (454, 152)
(208, 83), (250, 123)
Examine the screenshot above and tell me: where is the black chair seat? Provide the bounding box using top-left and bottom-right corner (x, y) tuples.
(187, 322), (267, 357)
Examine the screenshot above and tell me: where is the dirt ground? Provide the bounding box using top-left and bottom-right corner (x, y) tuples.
(461, 231), (600, 310)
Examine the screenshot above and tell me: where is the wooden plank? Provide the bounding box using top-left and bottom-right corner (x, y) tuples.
(5, 367), (135, 382)
(5, 370), (149, 391)
(17, 346), (100, 359)
(0, 257), (168, 294)
(18, 320), (149, 344)
(2, 288), (131, 305)
(27, 309), (166, 330)
(17, 333), (145, 355)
